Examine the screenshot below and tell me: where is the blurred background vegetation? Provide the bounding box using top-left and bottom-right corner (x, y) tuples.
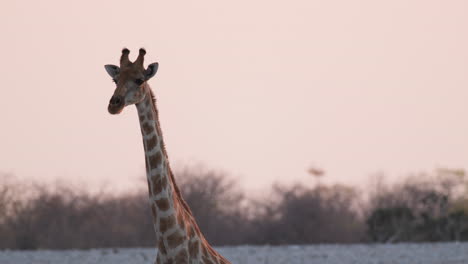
(0, 166), (467, 250)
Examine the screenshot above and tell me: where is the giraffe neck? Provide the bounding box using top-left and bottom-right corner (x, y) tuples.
(135, 85), (230, 264)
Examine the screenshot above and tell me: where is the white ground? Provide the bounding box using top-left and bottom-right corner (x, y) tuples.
(1, 243), (467, 264)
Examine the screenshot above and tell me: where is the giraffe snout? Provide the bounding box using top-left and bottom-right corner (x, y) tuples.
(108, 95), (124, 114)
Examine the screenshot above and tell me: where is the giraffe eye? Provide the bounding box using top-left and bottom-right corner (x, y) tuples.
(135, 79), (144, 85)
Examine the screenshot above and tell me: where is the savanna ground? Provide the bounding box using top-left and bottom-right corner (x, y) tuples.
(1, 243), (467, 264)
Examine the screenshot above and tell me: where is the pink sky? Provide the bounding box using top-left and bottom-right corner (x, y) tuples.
(0, 0), (467, 192)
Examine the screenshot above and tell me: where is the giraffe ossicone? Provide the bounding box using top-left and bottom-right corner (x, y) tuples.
(104, 48), (231, 264)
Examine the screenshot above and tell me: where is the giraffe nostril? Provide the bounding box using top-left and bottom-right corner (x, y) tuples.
(110, 96), (122, 106)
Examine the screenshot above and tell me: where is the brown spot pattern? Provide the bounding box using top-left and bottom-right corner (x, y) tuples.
(142, 122), (152, 135)
(159, 215), (176, 233)
(149, 152), (162, 169)
(174, 250), (188, 264)
(188, 240), (199, 258)
(151, 174), (167, 195)
(202, 256), (214, 264)
(138, 114), (145, 123)
(146, 111), (153, 120)
(167, 231), (185, 248)
(156, 198), (170, 211)
(146, 135), (158, 151)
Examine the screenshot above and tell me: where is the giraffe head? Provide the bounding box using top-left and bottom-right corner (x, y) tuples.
(104, 48), (159, 114)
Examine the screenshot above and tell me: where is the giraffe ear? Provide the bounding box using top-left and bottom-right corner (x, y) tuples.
(104, 64), (120, 79)
(145, 62), (159, 80)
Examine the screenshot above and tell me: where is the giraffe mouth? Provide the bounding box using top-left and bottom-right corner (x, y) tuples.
(108, 104), (124, 115)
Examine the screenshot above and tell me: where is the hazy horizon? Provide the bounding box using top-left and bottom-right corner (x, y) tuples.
(1, 0), (467, 192)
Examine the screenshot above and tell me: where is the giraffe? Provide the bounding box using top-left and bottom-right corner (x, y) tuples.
(104, 48), (231, 264)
